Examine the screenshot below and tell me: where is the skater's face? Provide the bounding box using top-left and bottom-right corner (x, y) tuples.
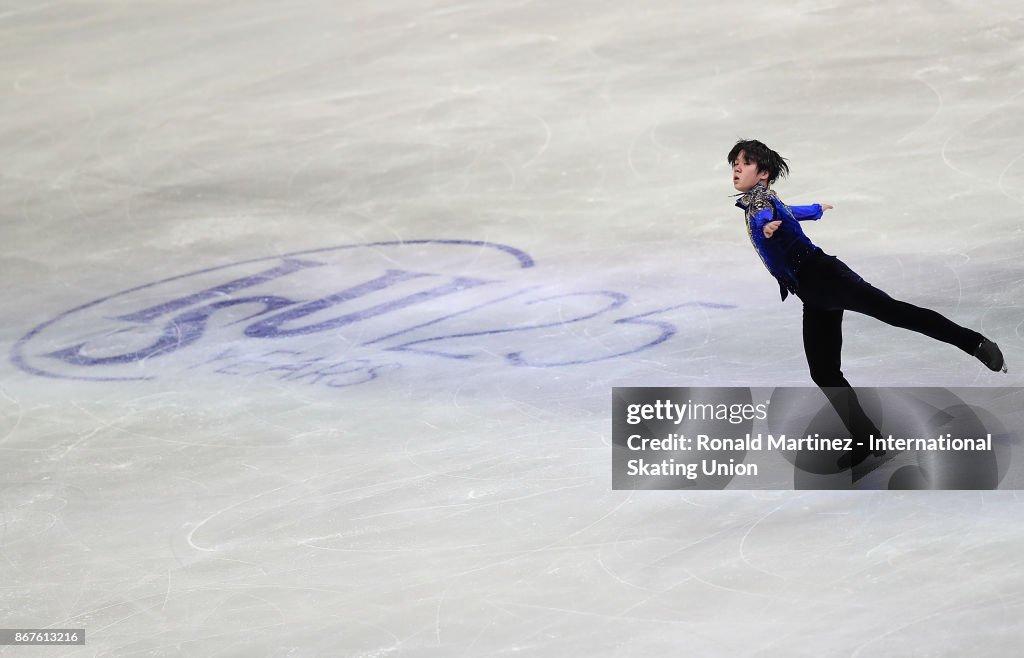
(731, 151), (769, 192)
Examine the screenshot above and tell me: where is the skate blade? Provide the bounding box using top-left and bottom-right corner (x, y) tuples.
(850, 450), (904, 484)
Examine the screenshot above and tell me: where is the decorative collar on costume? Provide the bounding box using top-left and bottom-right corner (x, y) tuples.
(734, 181), (774, 209)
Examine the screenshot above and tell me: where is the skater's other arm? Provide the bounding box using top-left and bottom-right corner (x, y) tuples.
(747, 205), (777, 238)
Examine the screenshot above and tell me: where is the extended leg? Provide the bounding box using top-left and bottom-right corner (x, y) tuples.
(838, 278), (1006, 371)
(841, 285), (982, 353)
(806, 256), (984, 354)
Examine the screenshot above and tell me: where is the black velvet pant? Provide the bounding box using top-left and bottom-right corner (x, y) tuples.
(794, 251), (984, 454)
(795, 250), (983, 387)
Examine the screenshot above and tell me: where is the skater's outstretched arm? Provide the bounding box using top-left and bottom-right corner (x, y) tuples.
(788, 203), (833, 221)
(764, 204), (833, 238)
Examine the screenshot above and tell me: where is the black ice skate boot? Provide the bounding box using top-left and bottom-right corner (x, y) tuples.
(974, 339), (1007, 373)
(836, 445), (869, 470)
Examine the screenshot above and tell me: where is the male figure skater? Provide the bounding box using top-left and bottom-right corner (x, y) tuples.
(729, 139), (1006, 467)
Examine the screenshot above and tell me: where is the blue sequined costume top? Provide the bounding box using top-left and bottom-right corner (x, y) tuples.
(735, 182), (824, 301)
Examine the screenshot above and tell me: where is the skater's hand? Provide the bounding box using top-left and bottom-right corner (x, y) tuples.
(763, 220), (782, 238)
(820, 204), (833, 212)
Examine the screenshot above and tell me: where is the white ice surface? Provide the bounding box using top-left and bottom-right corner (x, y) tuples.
(2, 0), (1024, 655)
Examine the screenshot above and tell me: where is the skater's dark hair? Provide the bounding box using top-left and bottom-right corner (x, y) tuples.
(727, 139), (790, 185)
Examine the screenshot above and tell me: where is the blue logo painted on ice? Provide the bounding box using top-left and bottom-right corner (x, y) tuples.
(11, 240), (732, 387)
